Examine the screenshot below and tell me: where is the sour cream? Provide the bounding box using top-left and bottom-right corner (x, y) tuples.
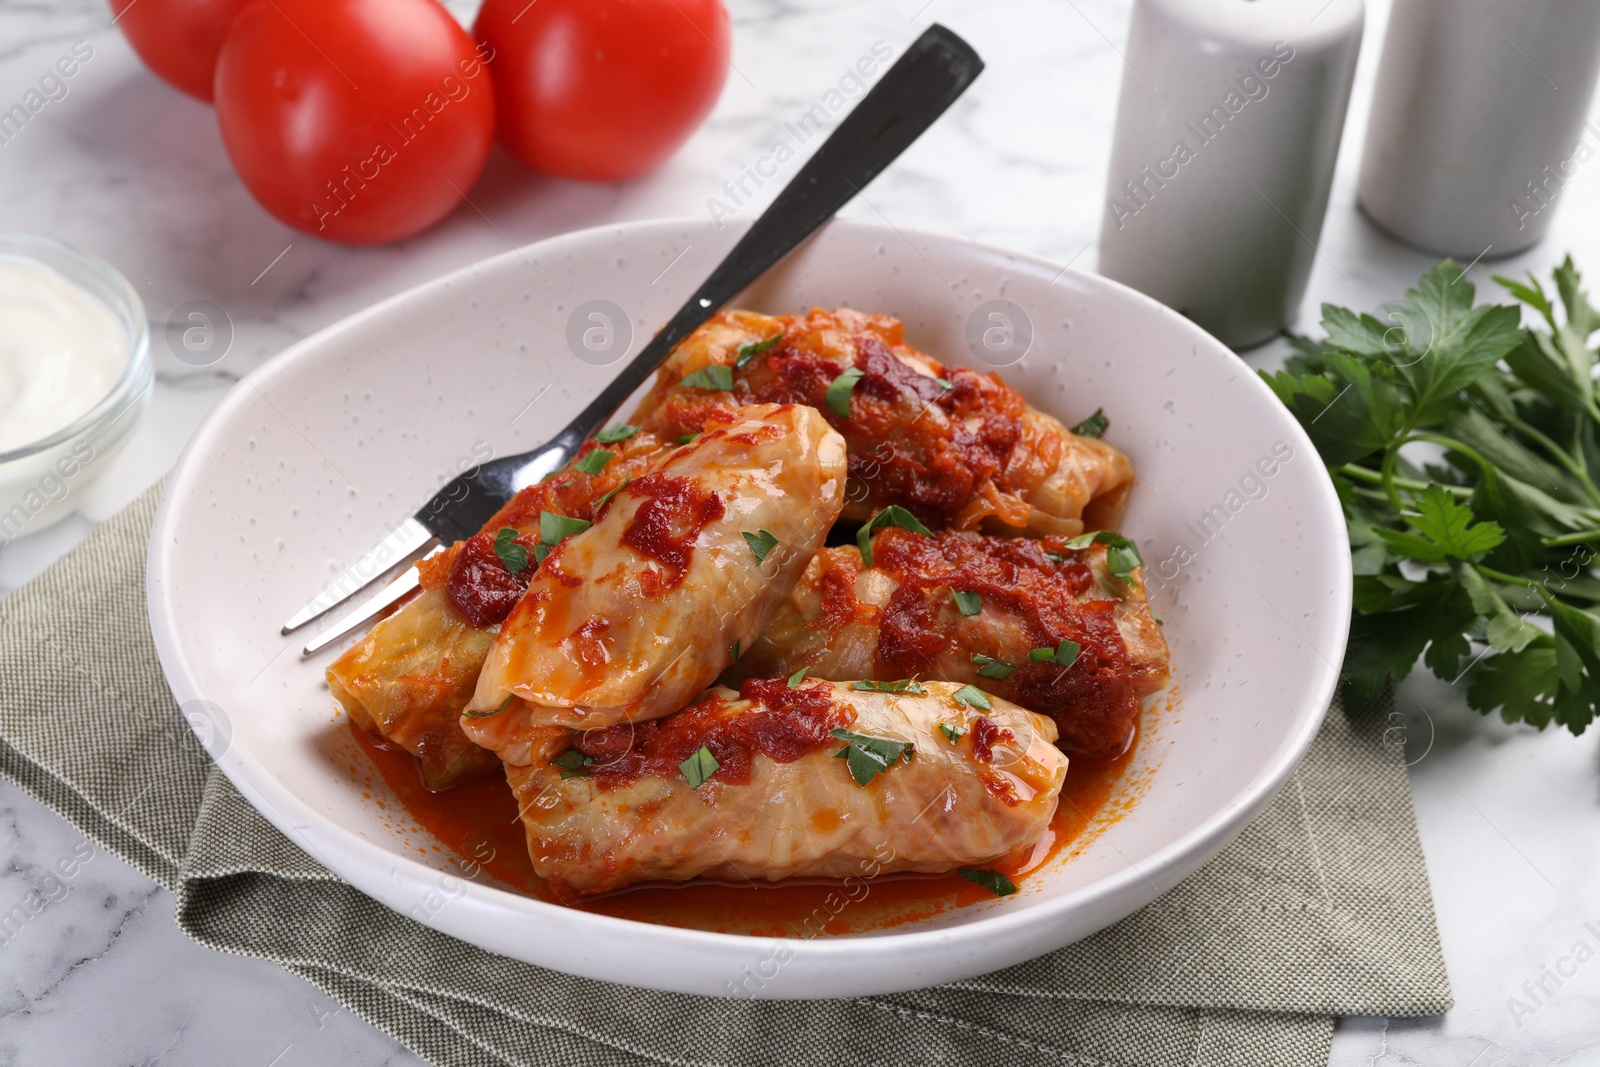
(0, 257), (127, 453)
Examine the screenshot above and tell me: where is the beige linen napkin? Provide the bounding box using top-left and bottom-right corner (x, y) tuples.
(0, 484), (1450, 1067)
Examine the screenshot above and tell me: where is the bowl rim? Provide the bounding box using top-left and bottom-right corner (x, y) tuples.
(147, 215), (1352, 970)
(0, 231), (153, 466)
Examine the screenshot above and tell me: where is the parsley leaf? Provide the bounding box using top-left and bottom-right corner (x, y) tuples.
(463, 694), (515, 720)
(676, 433), (699, 445)
(595, 423), (638, 443)
(734, 333), (783, 368)
(594, 477), (631, 512)
(729, 640), (741, 661)
(856, 505), (933, 567)
(952, 684), (991, 710)
(539, 510), (592, 545)
(970, 653), (1015, 680)
(1070, 408), (1110, 438)
(492, 527), (529, 573)
(574, 449), (615, 475)
(958, 868), (1018, 897)
(1028, 639), (1081, 667)
(1063, 530), (1144, 581)
(851, 679), (927, 695)
(939, 723), (965, 742)
(825, 367), (865, 418)
(952, 590), (982, 616)
(679, 364), (734, 391)
(743, 529), (779, 563)
(551, 749), (594, 780)
(680, 746), (720, 788)
(830, 727), (914, 785)
(787, 667), (810, 688)
(1375, 484), (1505, 563)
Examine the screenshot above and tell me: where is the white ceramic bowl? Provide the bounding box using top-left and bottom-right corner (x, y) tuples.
(146, 218), (1350, 998)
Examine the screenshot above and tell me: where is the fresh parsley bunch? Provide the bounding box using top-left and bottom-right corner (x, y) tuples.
(1264, 257), (1600, 735)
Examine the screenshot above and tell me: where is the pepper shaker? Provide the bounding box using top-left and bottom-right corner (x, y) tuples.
(1358, 0), (1600, 259)
(1097, 0), (1364, 350)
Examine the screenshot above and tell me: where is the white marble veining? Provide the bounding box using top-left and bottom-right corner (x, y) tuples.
(1, 0), (1599, 1063)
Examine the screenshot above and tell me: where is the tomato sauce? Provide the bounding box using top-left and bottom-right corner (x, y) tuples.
(618, 472), (725, 587)
(348, 712), (1142, 935)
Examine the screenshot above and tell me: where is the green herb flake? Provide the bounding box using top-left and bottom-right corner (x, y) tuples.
(539, 510), (592, 546)
(733, 332), (783, 368)
(787, 667), (811, 688)
(970, 653), (1016, 680)
(729, 640), (741, 661)
(939, 723), (965, 743)
(935, 377), (953, 390)
(574, 449), (615, 476)
(1063, 530), (1144, 582)
(851, 679), (928, 695)
(533, 543), (551, 564)
(463, 694), (515, 720)
(680, 745), (720, 788)
(1044, 550), (1066, 564)
(595, 423), (638, 443)
(551, 748), (594, 780)
(825, 367), (866, 418)
(679, 364), (735, 391)
(856, 505), (933, 567)
(1070, 408), (1110, 438)
(593, 477), (631, 512)
(958, 868), (1018, 897)
(952, 589), (982, 616)
(743, 529), (779, 563)
(1028, 639), (1082, 667)
(830, 727), (915, 786)
(492, 527), (529, 574)
(952, 684), (992, 711)
(676, 433), (699, 445)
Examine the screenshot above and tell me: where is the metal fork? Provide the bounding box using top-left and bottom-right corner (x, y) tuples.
(284, 24), (984, 655)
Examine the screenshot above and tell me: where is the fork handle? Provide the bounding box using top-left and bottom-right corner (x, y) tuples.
(529, 26), (980, 469)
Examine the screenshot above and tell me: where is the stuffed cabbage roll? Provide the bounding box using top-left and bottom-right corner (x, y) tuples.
(505, 678), (1067, 900)
(463, 403), (847, 738)
(631, 307), (1134, 536)
(326, 428), (674, 789)
(725, 528), (1170, 759)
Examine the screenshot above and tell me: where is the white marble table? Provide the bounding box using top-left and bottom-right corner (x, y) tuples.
(2, 0), (1598, 1063)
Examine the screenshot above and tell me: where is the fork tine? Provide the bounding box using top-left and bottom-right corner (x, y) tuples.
(300, 552), (440, 656)
(281, 517), (436, 634)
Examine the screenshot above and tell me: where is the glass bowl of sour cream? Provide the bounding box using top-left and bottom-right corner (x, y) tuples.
(0, 233), (151, 542)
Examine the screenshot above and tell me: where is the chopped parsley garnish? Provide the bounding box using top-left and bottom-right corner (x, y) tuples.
(729, 640), (741, 661)
(970, 653), (1015, 680)
(952, 589), (982, 616)
(676, 433), (699, 444)
(830, 728), (915, 785)
(787, 667), (810, 688)
(680, 746), (720, 788)
(825, 367), (865, 418)
(1029, 639), (1082, 667)
(533, 543), (551, 564)
(679, 364), (734, 391)
(539, 510), (592, 545)
(1044, 550), (1066, 564)
(939, 723), (965, 743)
(551, 748), (594, 780)
(856, 505), (933, 567)
(958, 868), (1018, 897)
(594, 477), (631, 511)
(733, 333), (783, 368)
(952, 684), (992, 711)
(1070, 408), (1110, 438)
(595, 423), (638, 443)
(574, 449), (614, 475)
(463, 694), (514, 719)
(492, 527), (529, 573)
(935, 377), (953, 390)
(1063, 530), (1143, 582)
(743, 529), (779, 563)
(851, 679), (927, 695)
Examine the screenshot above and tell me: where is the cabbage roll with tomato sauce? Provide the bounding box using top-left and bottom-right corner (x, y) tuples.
(462, 403), (847, 748)
(724, 528), (1170, 760)
(631, 308), (1134, 537)
(325, 427), (675, 789)
(506, 678), (1067, 900)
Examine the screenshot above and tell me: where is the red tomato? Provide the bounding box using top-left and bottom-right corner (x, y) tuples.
(214, 0), (496, 245)
(109, 0), (254, 102)
(474, 0), (729, 182)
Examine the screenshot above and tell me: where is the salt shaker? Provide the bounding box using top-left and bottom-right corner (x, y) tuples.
(1358, 0), (1600, 259)
(1097, 0), (1364, 350)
